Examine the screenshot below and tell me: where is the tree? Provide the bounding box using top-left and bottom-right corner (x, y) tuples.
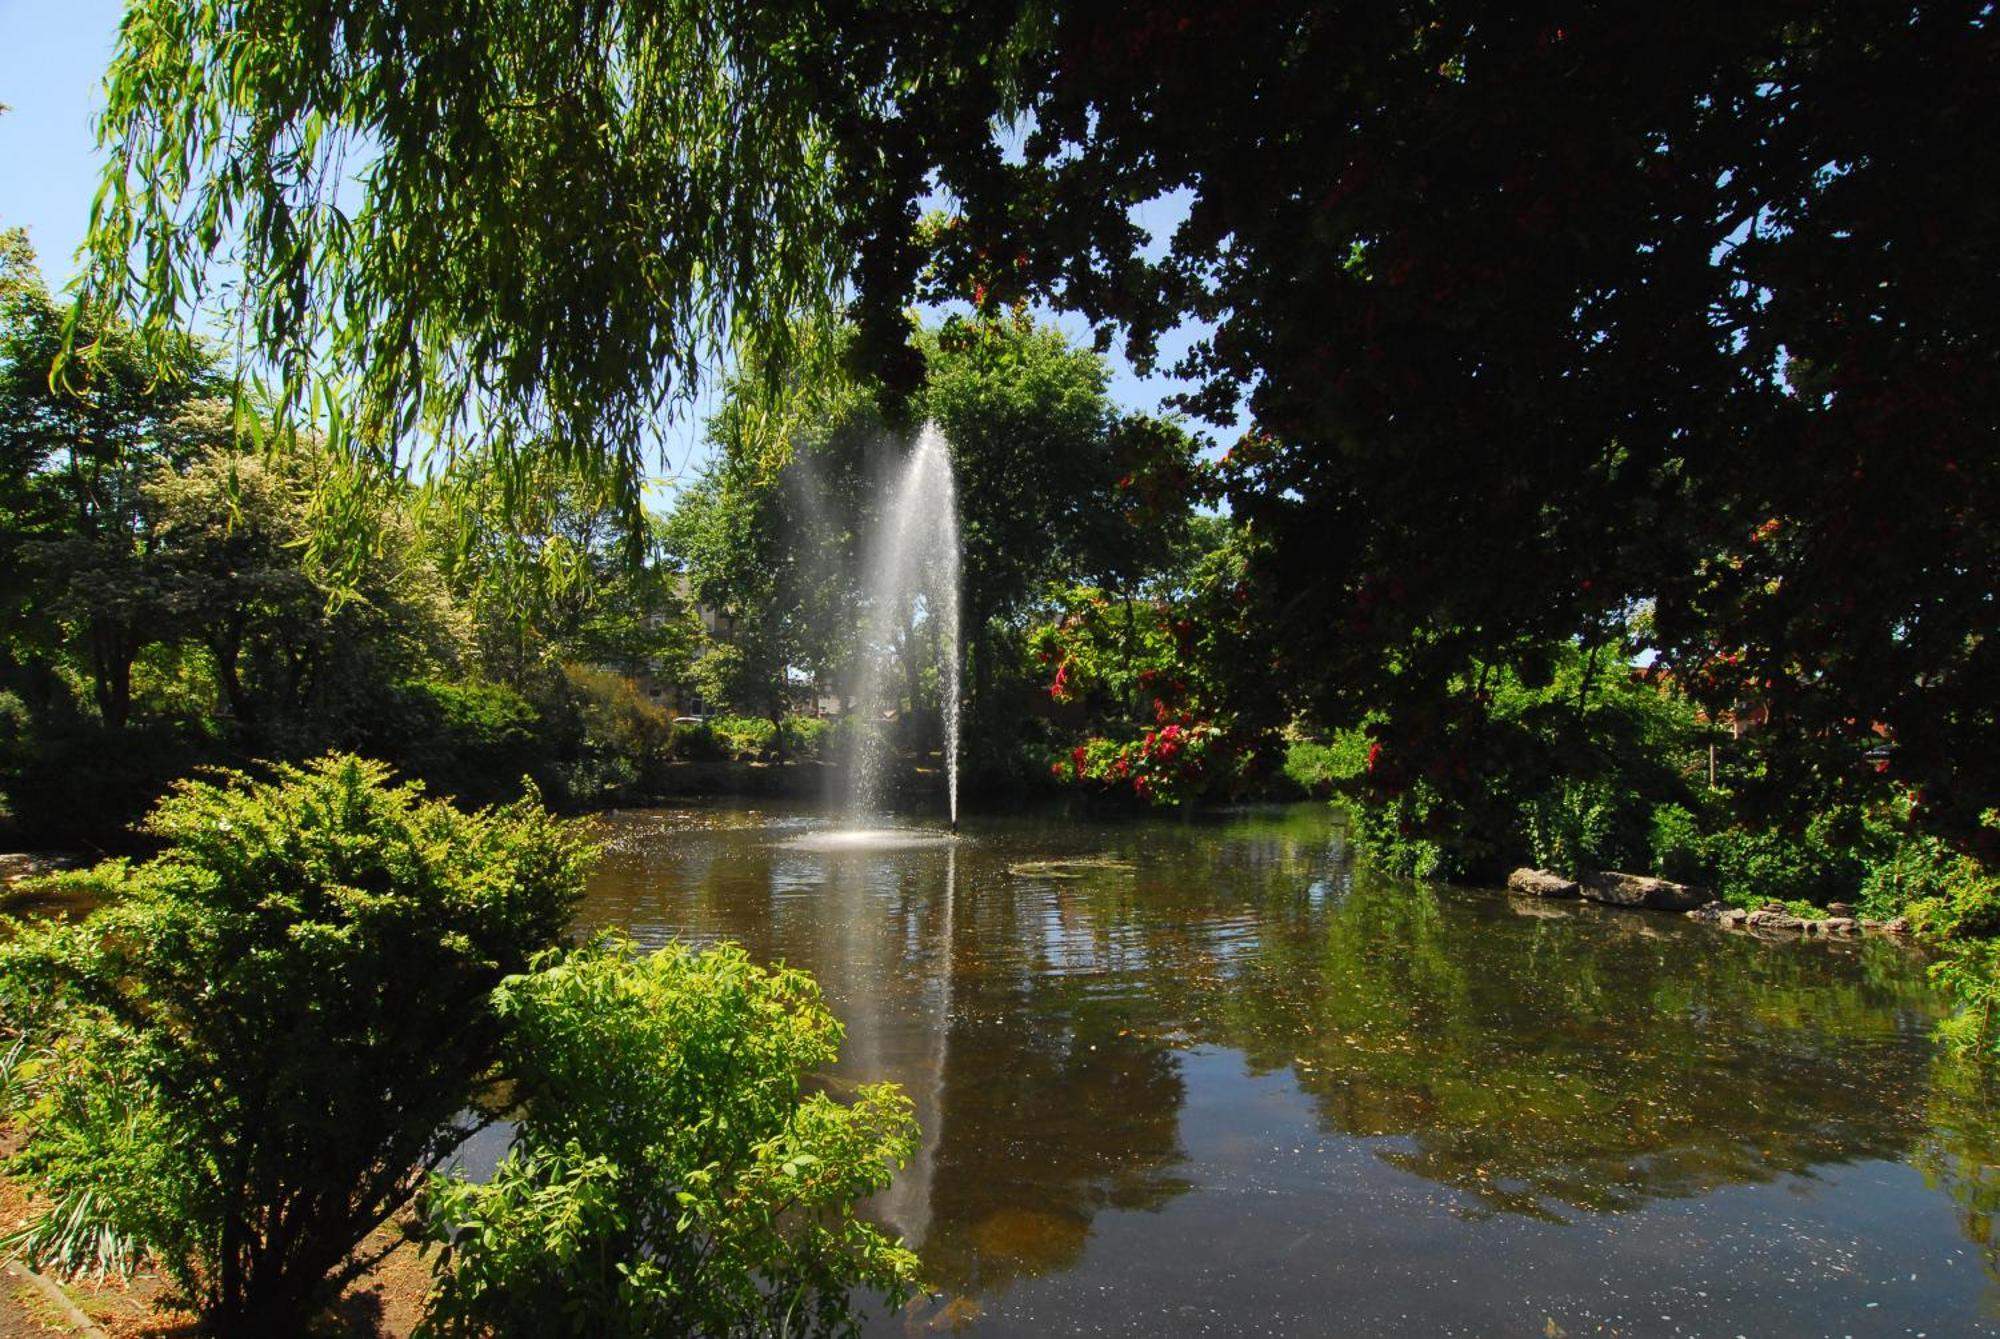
(76, 2), (1998, 841)
(428, 446), (692, 689)
(662, 339), (884, 734)
(0, 756), (592, 1335)
(919, 4), (2000, 843)
(0, 239), (223, 728)
(146, 434), (472, 744)
(418, 934), (921, 1338)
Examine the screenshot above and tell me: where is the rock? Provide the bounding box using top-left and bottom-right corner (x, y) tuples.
(1686, 900), (1734, 923)
(1507, 868), (1579, 898)
(1827, 902), (1856, 918)
(1722, 907), (1749, 927)
(1824, 917), (1859, 935)
(1745, 908), (1805, 931)
(1882, 916), (1912, 936)
(1579, 870), (1709, 912)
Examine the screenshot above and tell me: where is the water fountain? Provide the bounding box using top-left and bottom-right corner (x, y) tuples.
(826, 422), (961, 837)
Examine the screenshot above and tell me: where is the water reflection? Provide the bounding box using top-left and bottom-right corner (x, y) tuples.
(581, 803), (2000, 1334)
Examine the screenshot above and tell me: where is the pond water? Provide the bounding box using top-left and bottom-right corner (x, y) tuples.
(579, 801), (2000, 1336)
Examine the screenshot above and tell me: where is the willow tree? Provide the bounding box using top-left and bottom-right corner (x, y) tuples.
(74, 0), (1027, 516)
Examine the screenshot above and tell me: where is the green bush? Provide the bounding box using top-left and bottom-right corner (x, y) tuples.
(1282, 731), (1368, 797)
(1647, 801), (1865, 905)
(553, 665), (675, 802)
(387, 677), (544, 804)
(418, 934), (921, 1338)
(711, 714), (777, 760)
(0, 755), (592, 1335)
(1650, 803), (1708, 885)
(781, 713), (832, 760)
(1521, 778), (1620, 879)
(671, 720), (727, 762)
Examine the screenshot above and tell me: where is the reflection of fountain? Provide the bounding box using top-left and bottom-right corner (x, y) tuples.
(848, 423), (961, 825)
(873, 840), (954, 1245)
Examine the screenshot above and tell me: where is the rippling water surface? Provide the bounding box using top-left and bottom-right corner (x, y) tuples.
(579, 801), (2000, 1336)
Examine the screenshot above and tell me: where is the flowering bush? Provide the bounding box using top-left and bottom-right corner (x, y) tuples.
(1048, 706), (1230, 807)
(1028, 583), (1245, 807)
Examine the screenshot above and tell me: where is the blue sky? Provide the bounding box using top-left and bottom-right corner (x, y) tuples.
(0, 0), (1211, 484)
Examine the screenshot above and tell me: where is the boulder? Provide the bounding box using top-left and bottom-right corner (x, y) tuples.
(1579, 871), (1709, 912)
(1827, 902), (1856, 918)
(1745, 908), (1805, 932)
(1686, 900), (1734, 924)
(1507, 867), (1580, 898)
(1824, 917), (1859, 936)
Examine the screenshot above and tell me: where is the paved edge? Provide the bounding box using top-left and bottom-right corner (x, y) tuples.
(3, 1261), (108, 1338)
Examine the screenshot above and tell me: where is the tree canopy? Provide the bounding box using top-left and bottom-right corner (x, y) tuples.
(76, 1), (1999, 838)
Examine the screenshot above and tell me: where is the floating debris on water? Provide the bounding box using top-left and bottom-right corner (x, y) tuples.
(1004, 856), (1137, 880)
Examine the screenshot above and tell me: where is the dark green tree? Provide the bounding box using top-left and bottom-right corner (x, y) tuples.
(0, 239), (223, 729)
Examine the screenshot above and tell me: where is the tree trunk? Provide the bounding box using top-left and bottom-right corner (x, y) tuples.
(88, 614), (134, 730)
(213, 612), (255, 728)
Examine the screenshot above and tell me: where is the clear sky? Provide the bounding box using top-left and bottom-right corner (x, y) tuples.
(0, 0), (1212, 484)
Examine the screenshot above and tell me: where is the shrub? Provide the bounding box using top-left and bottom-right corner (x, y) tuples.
(1282, 731), (1368, 797)
(1650, 803), (1708, 885)
(418, 934), (921, 1338)
(1521, 778), (1619, 879)
(0, 755), (592, 1335)
(781, 713), (832, 761)
(711, 714), (777, 760)
(553, 664), (675, 802)
(671, 720), (727, 762)
(387, 678), (544, 804)
(1648, 803), (1865, 905)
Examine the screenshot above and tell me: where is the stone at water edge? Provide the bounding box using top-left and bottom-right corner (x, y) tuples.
(1579, 870), (1710, 912)
(1507, 868), (1580, 898)
(1827, 902), (1856, 918)
(1745, 907), (1806, 931)
(1686, 900), (1747, 927)
(1824, 917), (1860, 935)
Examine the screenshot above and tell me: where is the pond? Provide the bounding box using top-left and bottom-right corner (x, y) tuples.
(579, 801), (2000, 1336)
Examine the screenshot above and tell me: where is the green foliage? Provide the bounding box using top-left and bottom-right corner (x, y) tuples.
(706, 714), (828, 761)
(1281, 731), (1369, 798)
(1646, 802), (1866, 907)
(418, 934), (921, 1338)
(427, 445), (691, 687)
(387, 678), (545, 805)
(1521, 779), (1619, 881)
(549, 665), (676, 804)
(0, 756), (591, 1334)
(1650, 804), (1709, 886)
(1344, 641), (1706, 883)
(1862, 819), (2000, 942)
(79, 0), (889, 531)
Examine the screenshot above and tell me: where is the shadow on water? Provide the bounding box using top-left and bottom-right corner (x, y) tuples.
(581, 802), (2000, 1334)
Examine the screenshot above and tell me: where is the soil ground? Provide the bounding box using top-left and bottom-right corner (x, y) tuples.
(0, 1163), (431, 1338)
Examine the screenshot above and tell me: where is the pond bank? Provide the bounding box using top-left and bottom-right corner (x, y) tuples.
(1507, 864), (1917, 940)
